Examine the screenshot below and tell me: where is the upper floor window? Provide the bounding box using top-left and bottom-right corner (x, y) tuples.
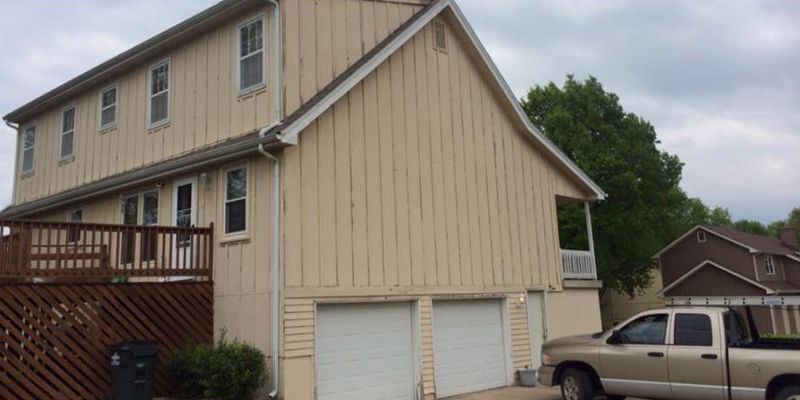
(99, 84), (118, 131)
(21, 124), (35, 175)
(765, 256), (776, 275)
(696, 230), (706, 243)
(60, 105), (76, 161)
(238, 16), (265, 93)
(225, 165), (248, 234)
(433, 20), (447, 52)
(148, 59), (170, 128)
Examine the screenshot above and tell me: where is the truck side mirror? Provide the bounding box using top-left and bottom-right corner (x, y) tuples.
(607, 330), (623, 345)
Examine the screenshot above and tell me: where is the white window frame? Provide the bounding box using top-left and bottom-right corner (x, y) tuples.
(98, 83), (118, 132)
(765, 256), (776, 275)
(696, 230), (706, 243)
(147, 58), (171, 129)
(224, 164), (248, 235)
(236, 14), (267, 95)
(59, 104), (77, 162)
(20, 122), (36, 175)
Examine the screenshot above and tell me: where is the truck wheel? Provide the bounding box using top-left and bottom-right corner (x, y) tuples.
(776, 385), (800, 400)
(560, 368), (596, 400)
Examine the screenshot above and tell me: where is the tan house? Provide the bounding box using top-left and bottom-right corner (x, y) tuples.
(1, 0), (606, 399)
(600, 268), (664, 330)
(654, 224), (800, 335)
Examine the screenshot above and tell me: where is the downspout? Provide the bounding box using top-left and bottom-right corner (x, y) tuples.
(259, 0), (282, 398)
(5, 121), (20, 205)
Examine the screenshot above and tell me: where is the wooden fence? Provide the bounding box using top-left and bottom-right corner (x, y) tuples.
(0, 282), (213, 399)
(0, 220), (213, 282)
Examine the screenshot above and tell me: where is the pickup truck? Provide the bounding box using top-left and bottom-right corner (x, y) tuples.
(537, 306), (800, 400)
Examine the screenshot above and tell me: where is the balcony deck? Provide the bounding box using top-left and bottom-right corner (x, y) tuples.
(0, 220), (213, 282)
(561, 249), (597, 280)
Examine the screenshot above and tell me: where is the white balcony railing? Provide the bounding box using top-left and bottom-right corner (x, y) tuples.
(561, 249), (597, 280)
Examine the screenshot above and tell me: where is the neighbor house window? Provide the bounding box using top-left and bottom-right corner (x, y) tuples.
(238, 16), (265, 93)
(765, 256), (776, 275)
(99, 84), (118, 131)
(148, 59), (170, 128)
(60, 105), (76, 161)
(21, 124), (35, 174)
(225, 166), (247, 234)
(433, 20), (447, 51)
(66, 207), (83, 243)
(697, 230), (706, 243)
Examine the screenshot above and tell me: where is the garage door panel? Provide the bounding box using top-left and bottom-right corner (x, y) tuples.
(433, 300), (508, 397)
(316, 302), (415, 400)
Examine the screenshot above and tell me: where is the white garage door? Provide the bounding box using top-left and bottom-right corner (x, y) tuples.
(316, 302), (416, 400)
(433, 299), (509, 397)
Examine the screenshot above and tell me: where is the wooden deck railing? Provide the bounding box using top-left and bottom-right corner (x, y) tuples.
(561, 249), (597, 280)
(0, 220), (213, 281)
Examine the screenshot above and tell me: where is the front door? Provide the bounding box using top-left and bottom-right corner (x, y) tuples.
(599, 312), (672, 399)
(172, 177), (197, 269)
(527, 291), (546, 371)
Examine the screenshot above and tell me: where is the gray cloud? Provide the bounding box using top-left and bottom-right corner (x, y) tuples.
(1, 0), (797, 223)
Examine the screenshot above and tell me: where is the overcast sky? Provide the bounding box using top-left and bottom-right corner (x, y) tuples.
(1, 0), (798, 223)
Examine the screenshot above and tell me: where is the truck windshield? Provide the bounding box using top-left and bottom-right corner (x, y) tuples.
(724, 310), (752, 346)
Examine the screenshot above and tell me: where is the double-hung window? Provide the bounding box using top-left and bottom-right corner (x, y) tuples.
(21, 124), (35, 174)
(60, 105), (76, 161)
(99, 84), (118, 131)
(765, 256), (776, 275)
(148, 60), (170, 128)
(225, 166), (247, 234)
(238, 16), (265, 93)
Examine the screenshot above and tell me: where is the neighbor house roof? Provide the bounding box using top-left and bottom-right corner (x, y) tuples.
(656, 259), (775, 297)
(654, 224), (800, 259)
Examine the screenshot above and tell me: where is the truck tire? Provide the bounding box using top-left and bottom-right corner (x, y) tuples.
(560, 368), (596, 400)
(775, 385), (800, 400)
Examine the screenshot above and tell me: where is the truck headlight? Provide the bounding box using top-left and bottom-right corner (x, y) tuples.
(542, 353), (553, 366)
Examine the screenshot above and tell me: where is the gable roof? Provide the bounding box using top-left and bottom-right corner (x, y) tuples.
(275, 0), (606, 201)
(656, 259), (775, 297)
(1, 0), (605, 218)
(653, 224), (800, 260)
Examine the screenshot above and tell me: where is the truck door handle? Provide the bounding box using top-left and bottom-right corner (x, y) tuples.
(647, 352), (664, 358)
(701, 354), (718, 360)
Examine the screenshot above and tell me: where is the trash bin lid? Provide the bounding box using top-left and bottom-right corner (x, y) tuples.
(110, 340), (159, 357)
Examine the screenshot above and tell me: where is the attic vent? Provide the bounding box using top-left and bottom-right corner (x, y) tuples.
(433, 20), (447, 52)
(697, 230), (707, 243)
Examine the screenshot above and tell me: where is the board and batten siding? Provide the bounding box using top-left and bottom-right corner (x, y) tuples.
(31, 156), (275, 361)
(279, 15), (590, 400)
(281, 17), (589, 294)
(12, 0), (426, 207)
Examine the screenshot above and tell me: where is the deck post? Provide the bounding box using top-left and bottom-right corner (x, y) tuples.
(584, 202), (596, 277)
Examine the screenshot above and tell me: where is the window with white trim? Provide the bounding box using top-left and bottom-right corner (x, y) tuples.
(66, 207), (83, 243)
(765, 256), (776, 275)
(148, 60), (170, 127)
(60, 106), (76, 160)
(697, 230), (706, 243)
(238, 16), (265, 93)
(225, 166), (247, 234)
(21, 124), (35, 174)
(99, 84), (117, 130)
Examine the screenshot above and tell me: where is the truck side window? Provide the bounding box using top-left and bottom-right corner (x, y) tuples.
(674, 313), (712, 346)
(619, 314), (668, 345)
(724, 311), (749, 345)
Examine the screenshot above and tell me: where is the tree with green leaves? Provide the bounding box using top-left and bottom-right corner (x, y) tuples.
(521, 76), (707, 296)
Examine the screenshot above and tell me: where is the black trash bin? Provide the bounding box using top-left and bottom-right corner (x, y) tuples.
(109, 340), (159, 400)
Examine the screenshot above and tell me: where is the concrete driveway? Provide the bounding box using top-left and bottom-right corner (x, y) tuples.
(445, 386), (648, 400)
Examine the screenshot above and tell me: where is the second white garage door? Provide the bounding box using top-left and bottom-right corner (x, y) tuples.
(433, 299), (509, 397)
(316, 302), (416, 400)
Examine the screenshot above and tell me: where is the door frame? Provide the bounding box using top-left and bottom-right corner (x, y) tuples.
(526, 290), (549, 371)
(171, 176), (197, 270)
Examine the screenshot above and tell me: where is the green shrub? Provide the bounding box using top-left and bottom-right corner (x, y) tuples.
(167, 331), (266, 400)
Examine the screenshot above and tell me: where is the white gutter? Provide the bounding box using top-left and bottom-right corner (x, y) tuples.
(5, 121), (20, 205)
(260, 0), (282, 398)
